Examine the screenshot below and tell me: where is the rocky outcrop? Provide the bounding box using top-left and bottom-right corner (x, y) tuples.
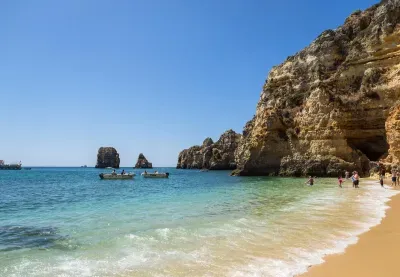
(177, 130), (242, 170)
(231, 0), (400, 176)
(95, 147), (120, 168)
(135, 153), (153, 168)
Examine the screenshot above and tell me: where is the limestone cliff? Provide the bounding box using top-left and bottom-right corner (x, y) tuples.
(177, 130), (242, 170)
(135, 153), (153, 168)
(232, 0), (400, 176)
(95, 147), (120, 169)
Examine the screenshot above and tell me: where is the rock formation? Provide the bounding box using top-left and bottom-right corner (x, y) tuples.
(232, 0), (400, 176)
(95, 147), (120, 169)
(178, 0), (400, 177)
(177, 130), (242, 170)
(135, 153), (153, 168)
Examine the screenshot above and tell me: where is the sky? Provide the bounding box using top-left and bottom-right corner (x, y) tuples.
(0, 0), (379, 166)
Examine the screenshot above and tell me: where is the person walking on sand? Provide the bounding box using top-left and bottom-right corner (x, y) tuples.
(391, 170), (397, 186)
(345, 171), (350, 180)
(379, 174), (384, 188)
(338, 176), (343, 188)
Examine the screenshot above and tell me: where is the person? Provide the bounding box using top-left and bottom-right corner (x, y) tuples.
(121, 169), (125, 175)
(351, 172), (356, 188)
(144, 170), (147, 174)
(112, 169), (117, 176)
(338, 176), (343, 188)
(345, 171), (350, 180)
(354, 171), (360, 188)
(305, 176), (314, 186)
(391, 170), (397, 186)
(397, 171), (400, 186)
(379, 174), (384, 188)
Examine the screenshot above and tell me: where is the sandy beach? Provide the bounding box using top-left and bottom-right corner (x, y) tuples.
(300, 179), (400, 277)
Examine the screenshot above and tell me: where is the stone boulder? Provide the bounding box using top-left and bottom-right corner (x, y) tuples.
(135, 153), (153, 168)
(95, 147), (120, 169)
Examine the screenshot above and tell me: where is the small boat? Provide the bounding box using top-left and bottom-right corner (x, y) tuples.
(22, 168), (32, 170)
(141, 172), (169, 178)
(99, 173), (135, 180)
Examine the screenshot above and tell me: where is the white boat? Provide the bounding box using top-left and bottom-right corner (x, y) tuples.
(141, 172), (169, 178)
(99, 173), (135, 180)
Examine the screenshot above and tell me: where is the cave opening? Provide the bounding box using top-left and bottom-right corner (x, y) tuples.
(347, 135), (389, 161)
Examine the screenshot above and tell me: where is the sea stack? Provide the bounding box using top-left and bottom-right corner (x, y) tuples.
(177, 129), (241, 170)
(95, 147), (120, 169)
(135, 153), (153, 168)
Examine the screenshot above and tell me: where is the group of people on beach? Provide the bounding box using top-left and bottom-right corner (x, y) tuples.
(375, 168), (400, 188)
(305, 170), (360, 188)
(337, 171), (360, 188)
(390, 170), (400, 186)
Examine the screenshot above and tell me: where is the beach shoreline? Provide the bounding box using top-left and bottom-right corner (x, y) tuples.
(299, 178), (400, 277)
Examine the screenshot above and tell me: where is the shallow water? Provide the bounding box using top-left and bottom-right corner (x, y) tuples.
(0, 168), (396, 276)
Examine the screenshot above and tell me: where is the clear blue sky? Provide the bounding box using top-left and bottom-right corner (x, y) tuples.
(1, 0), (378, 166)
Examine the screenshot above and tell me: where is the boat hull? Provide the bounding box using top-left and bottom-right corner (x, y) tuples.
(141, 173), (169, 178)
(0, 165), (22, 170)
(99, 173), (134, 180)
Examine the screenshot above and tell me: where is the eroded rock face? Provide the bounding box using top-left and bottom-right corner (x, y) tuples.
(177, 130), (242, 170)
(95, 147), (120, 169)
(135, 153), (153, 168)
(233, 0), (400, 176)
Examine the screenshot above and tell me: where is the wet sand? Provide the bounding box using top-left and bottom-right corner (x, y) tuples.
(300, 179), (400, 277)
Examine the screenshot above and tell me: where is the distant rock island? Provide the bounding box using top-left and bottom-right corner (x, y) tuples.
(135, 153), (153, 168)
(95, 147), (120, 169)
(177, 0), (400, 176)
(177, 130), (241, 170)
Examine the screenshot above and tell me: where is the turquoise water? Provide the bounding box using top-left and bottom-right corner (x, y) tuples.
(0, 168), (397, 276)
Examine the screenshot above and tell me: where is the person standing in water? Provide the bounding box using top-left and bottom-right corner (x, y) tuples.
(391, 170), (397, 186)
(354, 171), (360, 188)
(338, 176), (343, 188)
(351, 172), (356, 188)
(379, 174), (384, 188)
(305, 176), (314, 186)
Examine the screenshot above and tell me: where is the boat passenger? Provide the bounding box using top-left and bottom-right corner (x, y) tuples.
(121, 169), (125, 175)
(112, 169), (117, 176)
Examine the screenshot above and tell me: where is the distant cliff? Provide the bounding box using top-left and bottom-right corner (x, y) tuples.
(177, 130), (241, 170)
(135, 153), (153, 168)
(95, 147), (120, 169)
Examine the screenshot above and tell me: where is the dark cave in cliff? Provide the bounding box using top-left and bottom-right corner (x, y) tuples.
(347, 135), (389, 161)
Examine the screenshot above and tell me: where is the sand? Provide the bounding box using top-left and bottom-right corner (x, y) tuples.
(300, 179), (400, 277)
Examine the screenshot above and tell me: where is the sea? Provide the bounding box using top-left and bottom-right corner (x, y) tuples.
(0, 167), (397, 277)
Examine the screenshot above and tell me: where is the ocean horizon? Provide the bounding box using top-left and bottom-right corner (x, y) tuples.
(1, 167), (397, 277)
